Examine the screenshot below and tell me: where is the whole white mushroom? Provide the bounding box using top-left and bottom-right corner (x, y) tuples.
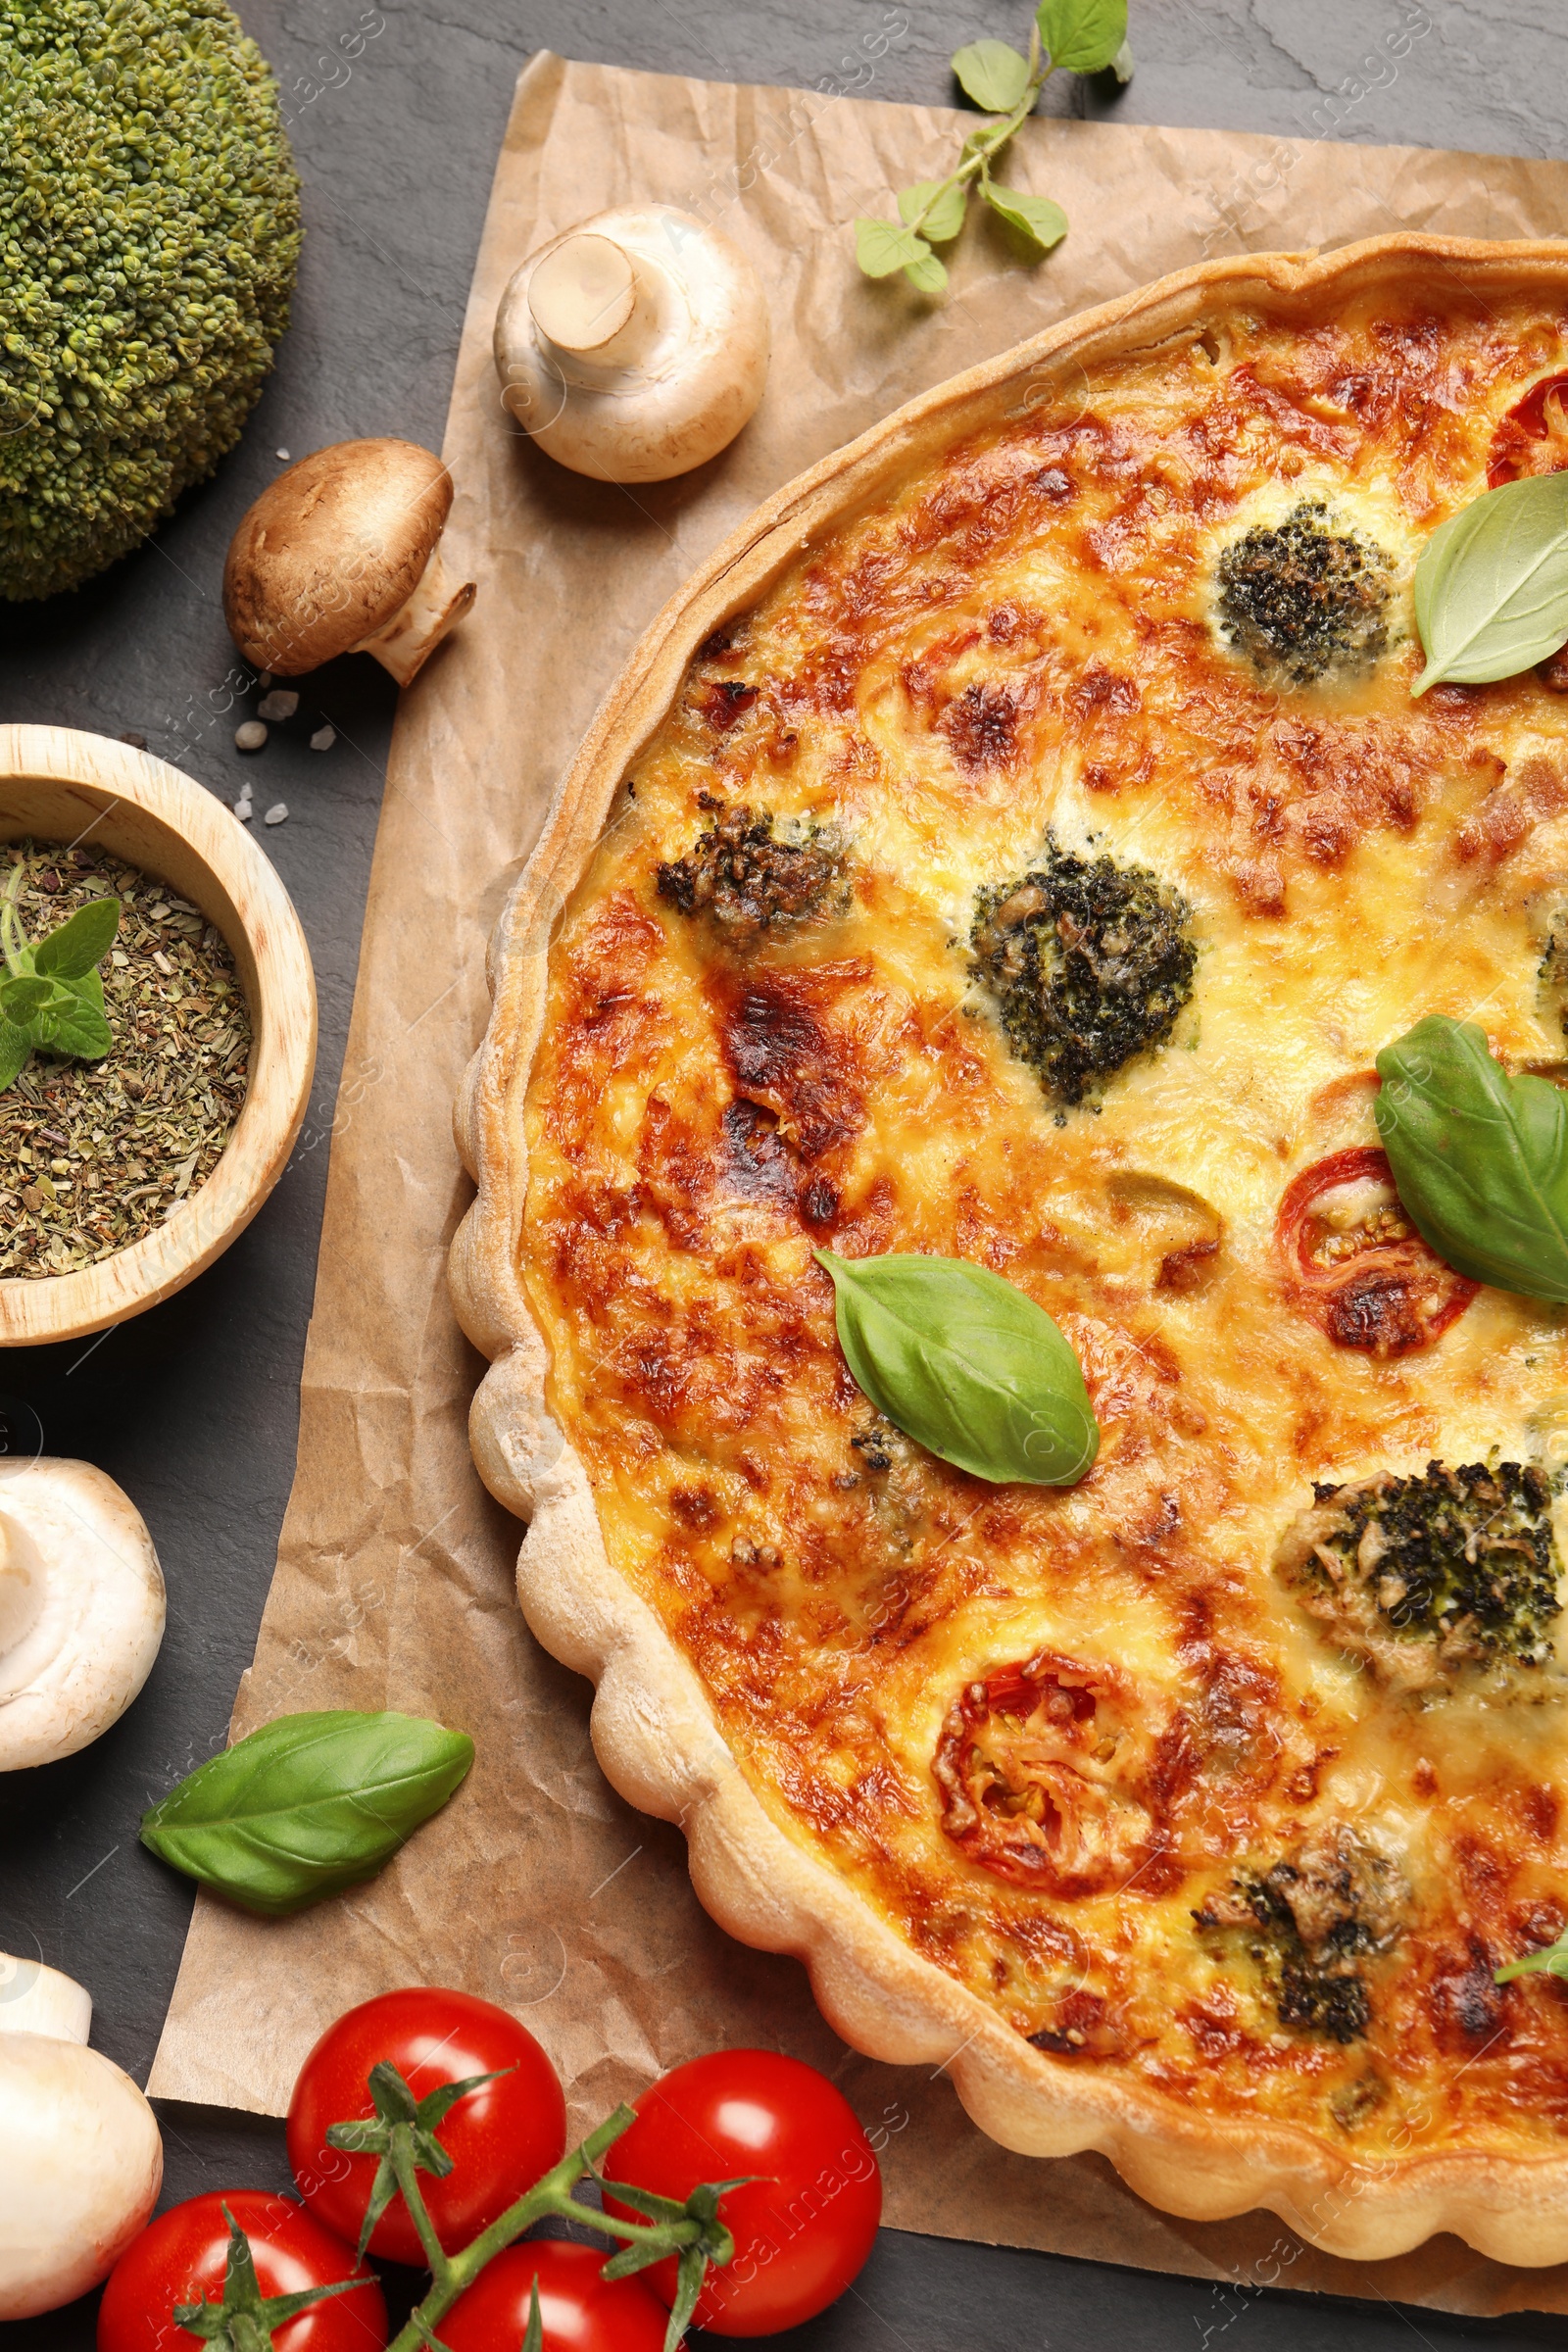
(494, 204), (769, 482)
(0, 1458), (165, 1770)
(0, 1952), (162, 2318)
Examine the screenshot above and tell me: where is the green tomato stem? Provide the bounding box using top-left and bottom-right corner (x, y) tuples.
(385, 2108), (711, 2352)
(390, 2130), (457, 2286)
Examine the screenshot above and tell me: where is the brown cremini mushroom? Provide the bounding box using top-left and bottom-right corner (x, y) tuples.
(222, 439), (476, 685)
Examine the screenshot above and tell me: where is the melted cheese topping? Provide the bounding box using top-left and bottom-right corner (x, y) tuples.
(523, 293), (1568, 2157)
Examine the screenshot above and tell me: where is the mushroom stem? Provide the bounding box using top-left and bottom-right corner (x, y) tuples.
(528, 232), (638, 354)
(351, 544), (477, 687)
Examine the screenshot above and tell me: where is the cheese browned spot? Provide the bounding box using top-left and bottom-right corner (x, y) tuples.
(524, 294), (1568, 2158)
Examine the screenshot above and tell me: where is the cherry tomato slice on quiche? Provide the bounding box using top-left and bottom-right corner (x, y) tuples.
(601, 2049), (881, 2337)
(286, 1986), (567, 2266)
(1275, 1145), (1478, 1356)
(439, 2241), (670, 2351)
(1488, 368), (1568, 486)
(96, 2189), (386, 2352)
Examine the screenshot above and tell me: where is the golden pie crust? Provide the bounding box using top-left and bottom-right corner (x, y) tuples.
(453, 236), (1568, 2263)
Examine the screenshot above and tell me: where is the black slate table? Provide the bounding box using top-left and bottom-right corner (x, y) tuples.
(4, 4), (1568, 2344)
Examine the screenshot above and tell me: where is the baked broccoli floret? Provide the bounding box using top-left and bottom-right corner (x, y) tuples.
(656, 804), (845, 941)
(1214, 501), (1390, 686)
(1196, 1826), (1407, 2045)
(0, 0), (302, 601)
(971, 839), (1196, 1107)
(1276, 1460), (1561, 1694)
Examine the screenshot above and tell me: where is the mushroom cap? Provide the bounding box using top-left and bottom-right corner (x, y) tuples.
(0, 1459), (165, 1771)
(223, 439), (455, 675)
(0, 2031), (162, 2318)
(494, 205), (769, 484)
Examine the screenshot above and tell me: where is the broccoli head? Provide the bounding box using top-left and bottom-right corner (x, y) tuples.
(656, 804), (846, 942)
(0, 0), (302, 601)
(1276, 1459), (1562, 1694)
(1214, 501), (1391, 687)
(971, 838), (1197, 1108)
(1196, 1825), (1408, 2045)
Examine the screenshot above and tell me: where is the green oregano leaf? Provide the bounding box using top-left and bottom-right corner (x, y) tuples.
(855, 217), (933, 279)
(1412, 469), (1568, 692)
(1036, 0), (1128, 74)
(899, 179), (967, 243)
(140, 1710), (476, 1916)
(815, 1250), (1099, 1485)
(1497, 1931), (1568, 1984)
(0, 873), (120, 1092)
(983, 183), (1069, 253)
(33, 894), (120, 978)
(951, 37), (1033, 112)
(1373, 1015), (1568, 1300)
(901, 245), (949, 295)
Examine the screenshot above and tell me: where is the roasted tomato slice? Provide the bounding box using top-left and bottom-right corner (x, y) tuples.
(1488, 370), (1568, 487)
(1275, 1145), (1477, 1356)
(933, 1650), (1157, 1895)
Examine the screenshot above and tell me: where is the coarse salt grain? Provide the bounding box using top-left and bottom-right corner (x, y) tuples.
(234, 719), (267, 753)
(258, 689), (299, 722)
(264, 804), (289, 827)
(310, 724), (336, 752)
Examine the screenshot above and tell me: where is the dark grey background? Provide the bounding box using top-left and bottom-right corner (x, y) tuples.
(3, 2), (1567, 2343)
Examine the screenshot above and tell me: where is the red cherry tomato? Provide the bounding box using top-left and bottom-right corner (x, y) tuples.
(1275, 1145), (1478, 1356)
(601, 2050), (881, 2337)
(439, 2241), (670, 2351)
(96, 2189), (386, 2352)
(287, 1986), (567, 2266)
(1488, 369), (1568, 486)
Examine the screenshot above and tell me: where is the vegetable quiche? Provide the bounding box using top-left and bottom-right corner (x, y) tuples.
(453, 237), (1568, 2262)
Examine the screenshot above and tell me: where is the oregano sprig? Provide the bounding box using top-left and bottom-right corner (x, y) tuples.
(856, 0), (1132, 295)
(0, 860), (119, 1093)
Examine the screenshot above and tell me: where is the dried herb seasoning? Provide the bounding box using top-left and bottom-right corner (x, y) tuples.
(0, 840), (252, 1278)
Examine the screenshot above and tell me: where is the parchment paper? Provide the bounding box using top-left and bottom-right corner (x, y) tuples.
(150, 52), (1568, 2318)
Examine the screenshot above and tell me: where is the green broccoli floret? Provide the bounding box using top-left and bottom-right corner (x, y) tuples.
(1213, 501), (1391, 686)
(1195, 1826), (1408, 2046)
(1276, 1459), (1562, 1694)
(970, 838), (1197, 1109)
(0, 0), (302, 601)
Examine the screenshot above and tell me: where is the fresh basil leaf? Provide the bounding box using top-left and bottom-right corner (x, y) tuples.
(140, 1709), (475, 1916)
(32, 894), (119, 979)
(0, 1019), (30, 1093)
(855, 217), (933, 279)
(951, 38), (1033, 114)
(1373, 1015), (1568, 1300)
(815, 1250), (1099, 1485)
(1412, 469), (1568, 692)
(983, 183), (1069, 254)
(1036, 0), (1128, 74)
(899, 179), (967, 244)
(1497, 1932), (1568, 1984)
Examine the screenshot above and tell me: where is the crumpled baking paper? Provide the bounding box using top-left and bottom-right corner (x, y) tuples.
(150, 49), (1568, 2319)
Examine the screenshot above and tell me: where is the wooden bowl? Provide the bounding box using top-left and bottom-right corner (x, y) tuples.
(0, 725), (317, 1345)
